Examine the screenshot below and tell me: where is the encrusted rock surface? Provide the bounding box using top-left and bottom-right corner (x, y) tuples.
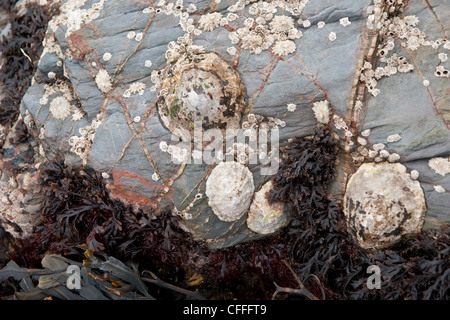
(344, 162), (426, 249)
(9, 0), (450, 248)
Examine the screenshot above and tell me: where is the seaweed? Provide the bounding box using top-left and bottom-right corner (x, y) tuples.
(0, 2), (58, 129)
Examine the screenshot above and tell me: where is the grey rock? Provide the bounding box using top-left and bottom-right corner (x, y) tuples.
(16, 0), (450, 248)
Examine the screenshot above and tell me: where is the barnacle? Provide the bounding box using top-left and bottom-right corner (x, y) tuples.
(49, 96), (71, 120)
(198, 12), (222, 32)
(287, 103), (296, 112)
(95, 69), (112, 93)
(387, 133), (402, 142)
(269, 15), (295, 33)
(428, 157), (450, 177)
(312, 100), (330, 124)
(123, 82), (146, 98)
(388, 152), (400, 163)
(241, 29), (274, 54)
(157, 51), (246, 147)
(339, 17), (351, 27)
(205, 161), (254, 222)
(102, 52), (112, 61)
(48, 0), (107, 38)
(433, 185), (446, 193)
(272, 40), (296, 56)
(328, 32), (336, 41)
(410, 169), (419, 180)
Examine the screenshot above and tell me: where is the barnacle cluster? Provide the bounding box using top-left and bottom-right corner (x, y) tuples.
(48, 0), (107, 38)
(68, 114), (102, 165)
(363, 0), (449, 97)
(354, 129), (401, 165)
(198, 12), (222, 32)
(38, 80), (84, 121)
(226, 1), (308, 56)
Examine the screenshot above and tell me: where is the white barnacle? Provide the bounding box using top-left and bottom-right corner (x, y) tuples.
(372, 143), (385, 151)
(438, 53), (448, 62)
(403, 15), (419, 26)
(272, 40), (296, 56)
(135, 32), (143, 42)
(435, 65), (449, 78)
(433, 185), (446, 193)
(133, 116), (141, 123)
(186, 4), (197, 13)
(302, 19), (311, 28)
(159, 141), (168, 152)
(339, 17), (351, 27)
(95, 69), (112, 93)
(101, 172), (110, 179)
(328, 31), (336, 42)
(103, 52), (112, 61)
(48, 71), (56, 79)
(198, 12), (222, 32)
(127, 31), (136, 39)
(40, 96), (48, 105)
(388, 153), (400, 163)
(49, 96), (71, 120)
(269, 15), (294, 33)
(227, 46), (237, 56)
(317, 21), (325, 28)
(423, 79), (430, 87)
(127, 82), (146, 94)
(152, 172), (160, 181)
(379, 150), (390, 158)
(361, 129), (371, 137)
(247, 181), (286, 235)
(143, 7), (154, 14)
(357, 136), (367, 146)
(410, 170), (419, 180)
(205, 161), (255, 222)
(387, 134), (402, 143)
(354, 100), (363, 111)
(145, 60), (152, 68)
(287, 103), (297, 112)
(368, 150), (378, 158)
(428, 157), (450, 177)
(312, 100), (330, 124)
